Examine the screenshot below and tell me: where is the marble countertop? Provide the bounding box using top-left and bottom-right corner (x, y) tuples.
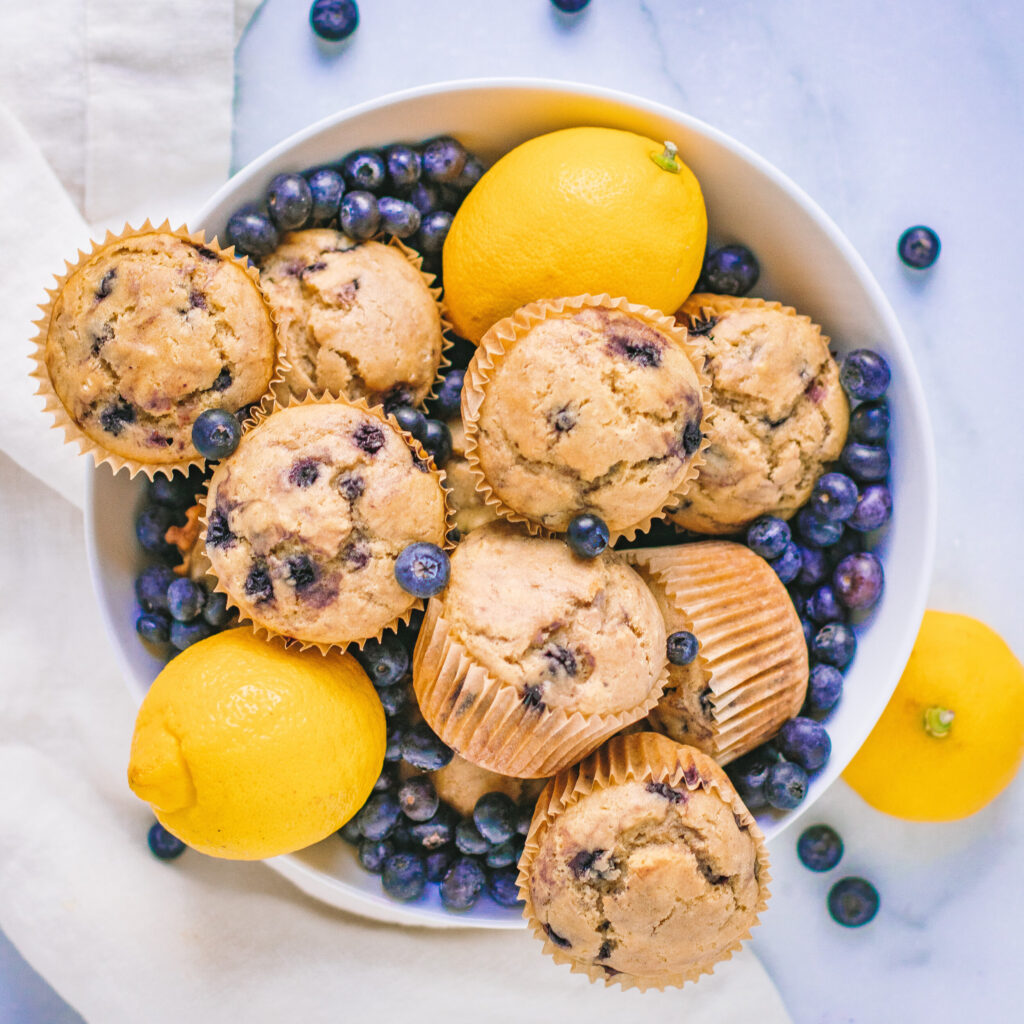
(4, 0), (1022, 1020)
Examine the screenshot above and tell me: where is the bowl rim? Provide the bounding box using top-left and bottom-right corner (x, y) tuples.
(86, 75), (937, 930)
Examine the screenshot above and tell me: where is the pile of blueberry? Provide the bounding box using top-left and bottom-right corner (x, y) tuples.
(340, 623), (536, 910)
(224, 135), (484, 282)
(797, 823), (880, 927)
(727, 346), (894, 813)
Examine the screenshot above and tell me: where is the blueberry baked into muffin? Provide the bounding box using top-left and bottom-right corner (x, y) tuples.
(40, 228), (277, 469)
(203, 398), (449, 648)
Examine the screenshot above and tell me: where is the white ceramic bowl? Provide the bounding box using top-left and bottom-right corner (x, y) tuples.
(86, 78), (936, 930)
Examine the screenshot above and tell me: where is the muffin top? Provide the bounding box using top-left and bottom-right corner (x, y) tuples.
(526, 738), (764, 983)
(44, 231), (276, 464)
(669, 295), (849, 534)
(259, 229), (443, 406)
(204, 400), (448, 647)
(469, 304), (706, 534)
(438, 523), (666, 716)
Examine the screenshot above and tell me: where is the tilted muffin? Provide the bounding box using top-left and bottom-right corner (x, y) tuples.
(628, 542), (808, 764)
(429, 753), (542, 818)
(442, 417), (499, 537)
(203, 397), (449, 649)
(412, 522), (668, 777)
(519, 732), (769, 990)
(37, 227), (277, 472)
(259, 229), (443, 405)
(463, 294), (710, 539)
(669, 295), (849, 534)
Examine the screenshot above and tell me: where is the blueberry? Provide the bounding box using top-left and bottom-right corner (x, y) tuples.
(828, 877), (880, 927)
(775, 717), (832, 772)
(450, 155), (485, 195)
(485, 840), (518, 869)
(338, 817), (362, 844)
(306, 168), (345, 226)
(898, 225), (940, 270)
(202, 591), (232, 627)
(398, 776), (439, 822)
(355, 632), (410, 688)
(266, 172), (312, 231)
(169, 618), (214, 651)
(800, 617), (815, 644)
(406, 181), (441, 217)
(394, 542), (450, 598)
(409, 808), (455, 849)
(191, 409), (241, 460)
(167, 577), (206, 622)
(848, 484), (893, 533)
(516, 801), (535, 836)
(419, 419), (452, 468)
(811, 623), (857, 670)
(805, 663), (844, 716)
(136, 611), (171, 644)
(310, 0), (359, 41)
(809, 473), (859, 523)
(700, 243), (760, 296)
(416, 209), (452, 254)
(666, 630), (699, 666)
(148, 473), (198, 508)
(225, 207), (278, 258)
(796, 507), (844, 548)
(342, 150), (387, 193)
(358, 838), (393, 874)
(372, 767), (398, 794)
(421, 136), (467, 184)
(147, 822), (186, 860)
(770, 541), (803, 584)
(431, 368), (465, 420)
(355, 793), (402, 841)
(833, 552), (884, 610)
(746, 515), (791, 560)
(473, 792), (517, 845)
(378, 683), (410, 718)
(400, 722), (454, 771)
(440, 857), (486, 911)
(382, 852), (427, 901)
(806, 584), (845, 625)
(551, 0), (591, 11)
(340, 190), (380, 240)
(764, 760), (809, 810)
(425, 849), (456, 883)
(135, 564), (177, 612)
(726, 746), (779, 811)
(389, 404), (427, 441)
(455, 818), (491, 856)
(566, 513), (609, 559)
(384, 145), (421, 189)
(487, 866), (523, 907)
(135, 505), (180, 557)
(797, 824), (844, 872)
(377, 196), (421, 239)
(840, 350), (891, 402)
(796, 545), (829, 588)
(384, 721), (404, 762)
(849, 400), (890, 444)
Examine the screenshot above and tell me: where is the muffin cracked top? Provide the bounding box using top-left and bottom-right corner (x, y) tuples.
(43, 231), (277, 465)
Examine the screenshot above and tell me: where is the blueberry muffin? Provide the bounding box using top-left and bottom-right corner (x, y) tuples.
(520, 732), (769, 989)
(412, 522), (668, 777)
(40, 229), (277, 469)
(442, 417), (499, 537)
(629, 542), (808, 764)
(463, 295), (709, 538)
(429, 753), (542, 817)
(259, 229), (443, 406)
(203, 398), (448, 648)
(669, 295), (849, 534)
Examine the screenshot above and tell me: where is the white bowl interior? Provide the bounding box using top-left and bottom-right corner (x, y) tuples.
(86, 79), (936, 930)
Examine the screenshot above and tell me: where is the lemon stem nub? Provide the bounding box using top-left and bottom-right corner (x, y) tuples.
(923, 706), (955, 738)
(651, 141), (681, 173)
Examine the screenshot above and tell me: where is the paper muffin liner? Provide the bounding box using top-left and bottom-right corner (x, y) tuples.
(411, 596), (671, 779)
(30, 220), (287, 480)
(460, 294), (714, 543)
(628, 542), (809, 764)
(516, 731), (771, 991)
(198, 390), (455, 655)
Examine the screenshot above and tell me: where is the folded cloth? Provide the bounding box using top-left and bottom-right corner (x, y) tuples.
(0, 3), (793, 1022)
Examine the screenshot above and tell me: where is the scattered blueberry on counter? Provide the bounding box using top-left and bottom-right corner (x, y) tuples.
(797, 824), (844, 872)
(310, 0), (359, 42)
(897, 225), (940, 270)
(148, 821), (186, 860)
(828, 876), (880, 927)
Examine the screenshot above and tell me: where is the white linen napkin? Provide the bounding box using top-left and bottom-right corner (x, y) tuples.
(0, 3), (793, 1021)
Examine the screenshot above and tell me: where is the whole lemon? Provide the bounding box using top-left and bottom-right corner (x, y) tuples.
(844, 611), (1024, 821)
(442, 126), (707, 342)
(128, 629), (385, 859)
